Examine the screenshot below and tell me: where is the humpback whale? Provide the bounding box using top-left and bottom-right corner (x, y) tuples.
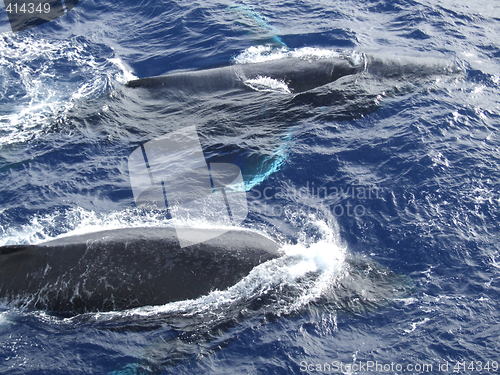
(126, 54), (458, 95)
(126, 56), (364, 94)
(0, 227), (280, 315)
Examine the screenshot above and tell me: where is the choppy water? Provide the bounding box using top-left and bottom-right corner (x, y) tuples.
(0, 0), (498, 374)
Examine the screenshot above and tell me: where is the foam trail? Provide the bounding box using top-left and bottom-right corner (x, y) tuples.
(0, 207), (172, 246)
(0, 206), (265, 247)
(0, 34), (119, 145)
(109, 57), (138, 84)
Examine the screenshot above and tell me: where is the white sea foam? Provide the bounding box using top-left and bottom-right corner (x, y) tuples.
(109, 57), (138, 83)
(243, 75), (292, 93)
(0, 206), (269, 245)
(404, 317), (430, 333)
(0, 207), (172, 246)
(0, 34), (121, 145)
(0, 311), (10, 327)
(234, 45), (342, 65)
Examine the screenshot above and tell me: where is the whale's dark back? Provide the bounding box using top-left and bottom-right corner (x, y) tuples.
(0, 227), (280, 315)
(126, 57), (362, 94)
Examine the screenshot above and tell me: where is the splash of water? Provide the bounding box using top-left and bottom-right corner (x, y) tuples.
(0, 34), (127, 145)
(233, 45), (345, 65)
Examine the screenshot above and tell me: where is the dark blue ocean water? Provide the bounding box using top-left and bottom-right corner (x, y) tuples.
(0, 0), (498, 374)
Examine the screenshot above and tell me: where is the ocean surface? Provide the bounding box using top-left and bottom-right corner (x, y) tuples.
(0, 0), (498, 374)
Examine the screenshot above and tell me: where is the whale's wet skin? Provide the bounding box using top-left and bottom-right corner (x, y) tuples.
(0, 227), (281, 314)
(0, 0), (498, 372)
